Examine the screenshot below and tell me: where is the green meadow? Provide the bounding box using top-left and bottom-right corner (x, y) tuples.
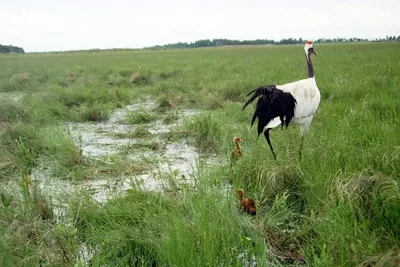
(0, 42), (399, 266)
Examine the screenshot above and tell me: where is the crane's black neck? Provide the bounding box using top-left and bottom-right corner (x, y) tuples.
(305, 54), (314, 78)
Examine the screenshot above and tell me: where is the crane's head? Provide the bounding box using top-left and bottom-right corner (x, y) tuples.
(236, 188), (244, 199)
(304, 40), (318, 57)
(233, 137), (243, 144)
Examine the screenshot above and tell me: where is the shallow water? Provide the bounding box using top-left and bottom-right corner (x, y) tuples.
(35, 99), (206, 204)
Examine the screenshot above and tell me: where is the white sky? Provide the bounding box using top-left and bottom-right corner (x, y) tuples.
(1, 0), (399, 52)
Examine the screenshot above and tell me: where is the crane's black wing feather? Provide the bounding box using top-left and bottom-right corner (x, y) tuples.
(243, 85), (297, 136)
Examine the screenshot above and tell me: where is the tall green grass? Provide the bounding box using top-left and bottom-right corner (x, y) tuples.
(1, 43), (399, 266)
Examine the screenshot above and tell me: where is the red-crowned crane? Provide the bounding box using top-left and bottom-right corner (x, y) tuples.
(236, 188), (257, 216)
(243, 40), (320, 159)
(229, 136), (243, 162)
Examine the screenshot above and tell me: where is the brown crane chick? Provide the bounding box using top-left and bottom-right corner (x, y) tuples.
(236, 188), (256, 216)
(229, 137), (243, 162)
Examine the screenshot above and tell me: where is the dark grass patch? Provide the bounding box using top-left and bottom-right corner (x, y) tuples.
(79, 105), (111, 122)
(130, 73), (151, 85)
(159, 70), (180, 79)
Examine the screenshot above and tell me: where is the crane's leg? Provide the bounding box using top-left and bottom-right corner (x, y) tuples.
(299, 117), (312, 160)
(264, 129), (277, 160)
(299, 136), (305, 160)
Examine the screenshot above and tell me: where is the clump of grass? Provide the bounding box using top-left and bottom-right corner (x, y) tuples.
(111, 126), (150, 139)
(126, 110), (157, 124)
(56, 86), (130, 120)
(262, 191), (307, 265)
(71, 190), (173, 266)
(159, 70), (179, 79)
(0, 72), (36, 92)
(218, 83), (246, 102)
(118, 69), (133, 77)
(0, 179), (78, 266)
(0, 100), (45, 177)
(70, 181), (263, 267)
(0, 98), (85, 178)
(332, 172), (400, 236)
(162, 112), (179, 124)
(79, 104), (111, 122)
(57, 71), (81, 87)
(369, 101), (399, 123)
(4, 124), (46, 174)
(357, 248), (400, 267)
(133, 126), (150, 137)
(259, 166), (304, 210)
(0, 98), (32, 123)
(10, 73), (31, 86)
(60, 89), (87, 108)
(105, 74), (124, 87)
(0, 143), (16, 178)
(109, 88), (131, 106)
(36, 74), (49, 83)
(29, 183), (54, 221)
(130, 72), (150, 85)
(185, 114), (221, 153)
(198, 93), (225, 110)
(42, 128), (85, 176)
(154, 95), (176, 113)
(105, 74), (132, 88)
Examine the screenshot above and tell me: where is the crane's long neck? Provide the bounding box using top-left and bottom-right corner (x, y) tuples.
(237, 189), (244, 200)
(235, 142), (241, 150)
(305, 54), (314, 78)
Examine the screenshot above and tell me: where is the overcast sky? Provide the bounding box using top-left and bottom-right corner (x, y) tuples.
(1, 0), (399, 52)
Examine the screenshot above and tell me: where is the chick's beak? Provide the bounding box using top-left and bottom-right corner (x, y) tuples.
(311, 48), (318, 56)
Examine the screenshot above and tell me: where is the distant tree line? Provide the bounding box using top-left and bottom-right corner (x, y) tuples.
(2, 35), (400, 53)
(146, 36), (400, 50)
(0, 44), (25, 54)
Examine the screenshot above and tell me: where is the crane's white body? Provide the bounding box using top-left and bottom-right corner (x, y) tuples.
(265, 77), (320, 136)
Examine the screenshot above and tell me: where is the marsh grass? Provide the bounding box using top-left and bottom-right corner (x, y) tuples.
(0, 177), (78, 266)
(1, 43), (400, 266)
(154, 95), (178, 113)
(110, 125), (151, 139)
(184, 113), (222, 153)
(126, 110), (158, 124)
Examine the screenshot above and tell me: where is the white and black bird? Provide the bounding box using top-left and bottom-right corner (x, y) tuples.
(243, 40), (320, 159)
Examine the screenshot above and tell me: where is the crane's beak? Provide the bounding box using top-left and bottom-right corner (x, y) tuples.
(311, 48), (318, 56)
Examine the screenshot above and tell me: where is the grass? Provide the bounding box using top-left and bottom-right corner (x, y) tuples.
(0, 42), (400, 266)
(126, 110), (158, 124)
